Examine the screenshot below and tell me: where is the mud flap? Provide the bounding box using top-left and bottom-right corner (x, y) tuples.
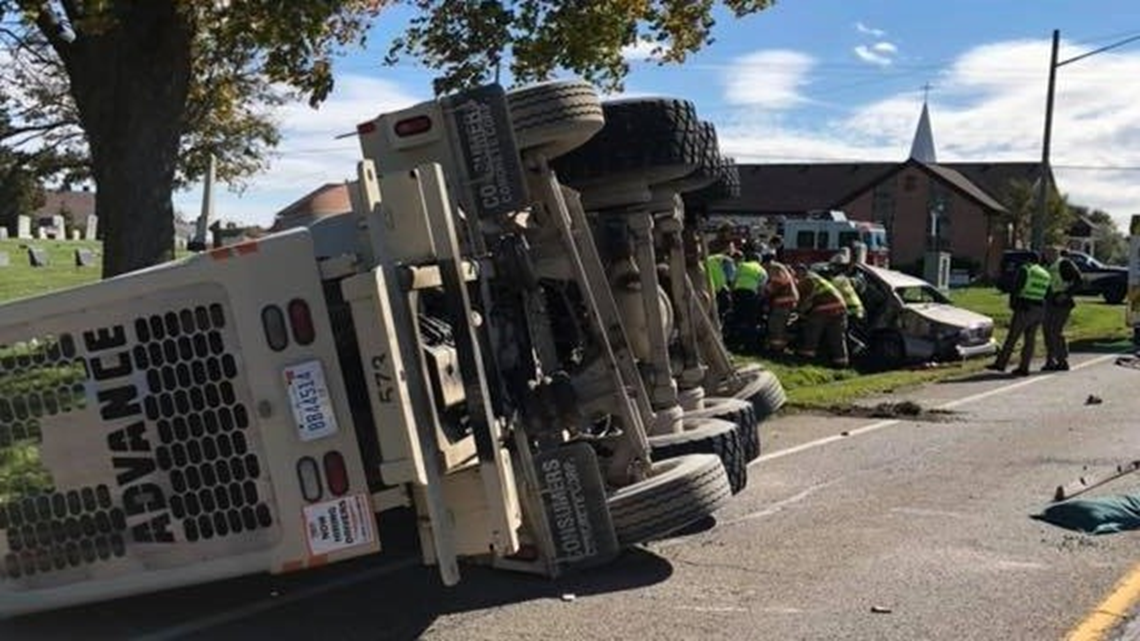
(534, 442), (619, 569)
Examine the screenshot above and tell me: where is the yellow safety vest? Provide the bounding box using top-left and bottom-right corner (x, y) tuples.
(832, 274), (864, 319)
(1048, 259), (1074, 294)
(1020, 264), (1051, 302)
(733, 261), (767, 292)
(706, 254), (729, 293)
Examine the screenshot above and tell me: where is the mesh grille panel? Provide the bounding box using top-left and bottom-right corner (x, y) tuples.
(0, 287), (279, 588)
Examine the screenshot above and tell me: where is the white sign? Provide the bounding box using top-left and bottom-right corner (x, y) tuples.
(303, 494), (374, 555)
(284, 360), (340, 442)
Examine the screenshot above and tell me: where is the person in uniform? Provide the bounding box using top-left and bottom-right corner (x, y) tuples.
(795, 264), (850, 367)
(987, 252), (1051, 376)
(761, 252), (798, 353)
(1042, 246), (1082, 371)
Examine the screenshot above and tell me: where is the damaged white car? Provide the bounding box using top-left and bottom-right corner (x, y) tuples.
(841, 265), (998, 370)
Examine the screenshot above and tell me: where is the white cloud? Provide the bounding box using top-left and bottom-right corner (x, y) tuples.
(723, 50), (815, 110)
(176, 74), (425, 226)
(622, 39), (658, 61)
(854, 40), (898, 66)
(855, 22), (886, 38)
(719, 38), (1140, 229)
(854, 44), (893, 67)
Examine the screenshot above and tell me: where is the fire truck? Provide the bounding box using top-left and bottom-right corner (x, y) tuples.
(780, 211), (889, 267)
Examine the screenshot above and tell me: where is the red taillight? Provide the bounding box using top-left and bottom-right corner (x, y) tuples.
(288, 299), (315, 346)
(357, 121), (377, 135)
(393, 115), (432, 137)
(323, 451), (349, 496)
(261, 305), (288, 351)
(296, 457), (322, 502)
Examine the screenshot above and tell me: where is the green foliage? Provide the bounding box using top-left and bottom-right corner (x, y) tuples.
(998, 178), (1073, 249)
(387, 0), (774, 94)
(1070, 205), (1127, 265)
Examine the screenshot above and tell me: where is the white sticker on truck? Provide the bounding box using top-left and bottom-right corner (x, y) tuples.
(284, 360), (340, 442)
(303, 494), (375, 556)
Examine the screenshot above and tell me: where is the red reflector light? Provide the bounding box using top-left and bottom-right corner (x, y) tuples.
(393, 115), (432, 137)
(357, 121), (377, 135)
(296, 457), (323, 502)
(288, 299), (315, 346)
(323, 451), (349, 496)
(261, 305), (289, 351)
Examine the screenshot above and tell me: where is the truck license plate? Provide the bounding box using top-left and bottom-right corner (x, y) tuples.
(284, 360), (340, 442)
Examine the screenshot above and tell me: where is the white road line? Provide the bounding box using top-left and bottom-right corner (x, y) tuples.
(753, 352), (1121, 466)
(138, 558), (418, 641)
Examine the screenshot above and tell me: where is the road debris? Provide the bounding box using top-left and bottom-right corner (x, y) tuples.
(1085, 394), (1103, 405)
(817, 401), (955, 422)
(870, 605), (893, 614)
(561, 593), (577, 602)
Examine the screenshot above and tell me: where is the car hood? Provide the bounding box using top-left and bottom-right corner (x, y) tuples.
(906, 303), (993, 329)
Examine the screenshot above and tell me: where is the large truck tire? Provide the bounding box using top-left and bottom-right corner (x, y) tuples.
(649, 418), (747, 494)
(507, 80), (605, 160)
(683, 156), (741, 210)
(655, 121), (722, 195)
(683, 397), (760, 462)
(607, 454), (731, 546)
(730, 368), (786, 422)
(552, 97), (702, 189)
(677, 386), (705, 411)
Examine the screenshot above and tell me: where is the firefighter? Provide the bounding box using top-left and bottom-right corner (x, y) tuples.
(987, 251), (1051, 376)
(761, 251), (798, 353)
(828, 252), (865, 325)
(795, 264), (850, 367)
(1042, 246), (1082, 371)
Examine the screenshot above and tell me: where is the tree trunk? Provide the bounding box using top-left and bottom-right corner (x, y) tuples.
(58, 2), (193, 277)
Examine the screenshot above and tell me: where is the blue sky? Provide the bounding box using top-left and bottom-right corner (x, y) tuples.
(176, 0), (1140, 230)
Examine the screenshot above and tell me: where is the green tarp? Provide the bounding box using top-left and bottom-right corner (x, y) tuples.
(1034, 492), (1140, 535)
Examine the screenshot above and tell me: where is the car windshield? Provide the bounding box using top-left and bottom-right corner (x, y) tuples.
(1071, 253), (1106, 269)
(895, 285), (950, 304)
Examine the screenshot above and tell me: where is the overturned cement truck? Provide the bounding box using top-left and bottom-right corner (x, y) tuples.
(0, 80), (784, 617)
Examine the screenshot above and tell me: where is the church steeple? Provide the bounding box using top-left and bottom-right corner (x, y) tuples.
(909, 97), (938, 163)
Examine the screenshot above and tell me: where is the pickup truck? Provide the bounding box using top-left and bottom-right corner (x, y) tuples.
(997, 249), (1127, 304)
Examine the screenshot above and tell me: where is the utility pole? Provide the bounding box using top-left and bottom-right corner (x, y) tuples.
(1032, 29), (1140, 252)
(1032, 29), (1059, 253)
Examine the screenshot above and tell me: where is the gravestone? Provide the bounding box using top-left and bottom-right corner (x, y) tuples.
(85, 215), (98, 241)
(0, 227), (8, 240)
(51, 215), (66, 239)
(74, 248), (96, 268)
(0, 251), (9, 267)
(70, 229), (82, 241)
(27, 246), (49, 267)
(17, 216), (31, 239)
(35, 226), (47, 240)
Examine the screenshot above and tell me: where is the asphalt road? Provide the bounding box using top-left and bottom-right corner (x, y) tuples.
(4, 350), (1140, 640)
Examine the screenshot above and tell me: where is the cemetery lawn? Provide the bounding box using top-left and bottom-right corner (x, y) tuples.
(0, 239), (104, 303)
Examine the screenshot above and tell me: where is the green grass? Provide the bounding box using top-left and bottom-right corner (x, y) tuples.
(743, 287), (1132, 410)
(0, 239), (104, 303)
